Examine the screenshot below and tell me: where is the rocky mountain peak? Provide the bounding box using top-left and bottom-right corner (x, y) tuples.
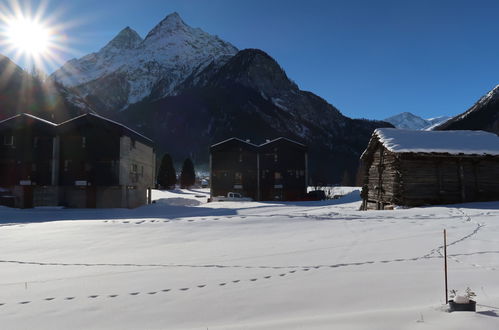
(100, 26), (143, 53)
(144, 12), (188, 40)
(215, 49), (297, 93)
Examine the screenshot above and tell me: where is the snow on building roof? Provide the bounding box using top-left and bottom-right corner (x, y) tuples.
(259, 137), (306, 148)
(0, 113), (57, 126)
(59, 112), (153, 144)
(210, 137), (258, 148)
(372, 128), (499, 156)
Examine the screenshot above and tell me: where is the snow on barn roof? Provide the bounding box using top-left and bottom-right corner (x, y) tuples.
(371, 128), (499, 156)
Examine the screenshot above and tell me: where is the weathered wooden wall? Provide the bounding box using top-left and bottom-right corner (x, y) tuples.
(362, 140), (499, 210)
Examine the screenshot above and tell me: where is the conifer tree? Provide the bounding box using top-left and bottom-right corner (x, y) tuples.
(157, 153), (176, 189)
(179, 158), (196, 189)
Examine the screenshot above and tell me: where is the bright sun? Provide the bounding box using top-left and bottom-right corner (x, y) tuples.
(6, 18), (51, 56)
(0, 0), (72, 73)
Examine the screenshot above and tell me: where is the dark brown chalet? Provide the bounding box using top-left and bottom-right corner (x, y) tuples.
(210, 138), (258, 200)
(58, 113), (155, 208)
(258, 138), (308, 201)
(0, 112), (155, 209)
(360, 128), (499, 210)
(210, 137), (308, 201)
(0, 114), (57, 208)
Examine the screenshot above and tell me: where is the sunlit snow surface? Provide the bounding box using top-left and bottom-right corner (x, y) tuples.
(0, 188), (498, 329)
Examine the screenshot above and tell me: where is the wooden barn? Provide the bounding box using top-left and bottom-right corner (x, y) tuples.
(58, 113), (155, 208)
(210, 137), (307, 201)
(360, 128), (499, 210)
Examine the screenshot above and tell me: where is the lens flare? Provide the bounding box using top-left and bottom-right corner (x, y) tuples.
(0, 0), (78, 74)
(6, 17), (51, 56)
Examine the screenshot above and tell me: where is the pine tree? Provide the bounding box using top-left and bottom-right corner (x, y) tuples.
(157, 153), (176, 189)
(179, 158), (196, 189)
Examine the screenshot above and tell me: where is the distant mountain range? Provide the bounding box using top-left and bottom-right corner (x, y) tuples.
(46, 12), (392, 183)
(11, 12), (499, 183)
(435, 85), (499, 134)
(384, 112), (451, 130)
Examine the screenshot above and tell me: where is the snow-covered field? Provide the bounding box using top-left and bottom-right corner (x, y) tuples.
(1, 188), (498, 329)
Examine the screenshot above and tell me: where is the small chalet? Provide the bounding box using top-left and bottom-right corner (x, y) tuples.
(58, 113), (155, 208)
(210, 137), (308, 201)
(0, 113), (155, 208)
(360, 128), (499, 210)
(0, 114), (58, 208)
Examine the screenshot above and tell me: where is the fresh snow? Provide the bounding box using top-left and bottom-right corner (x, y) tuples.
(51, 12), (238, 108)
(373, 128), (499, 155)
(1, 188), (499, 329)
(384, 112), (451, 130)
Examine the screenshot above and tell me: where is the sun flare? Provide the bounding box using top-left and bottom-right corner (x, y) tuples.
(6, 18), (51, 56)
(0, 0), (75, 73)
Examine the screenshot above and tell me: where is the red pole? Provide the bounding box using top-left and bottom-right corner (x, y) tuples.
(444, 229), (448, 304)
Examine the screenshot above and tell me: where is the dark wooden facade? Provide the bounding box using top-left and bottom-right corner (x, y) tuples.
(210, 137), (307, 201)
(259, 138), (308, 201)
(210, 138), (258, 200)
(58, 115), (122, 186)
(360, 132), (499, 210)
(0, 113), (155, 208)
(0, 114), (56, 187)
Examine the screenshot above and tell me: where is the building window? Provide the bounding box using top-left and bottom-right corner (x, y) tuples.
(3, 135), (14, 146)
(141, 165), (144, 176)
(239, 153), (243, 162)
(234, 172), (242, 184)
(33, 137), (39, 148)
(82, 137), (86, 148)
(274, 154), (278, 162)
(130, 139), (136, 149)
(130, 163), (138, 173)
(64, 160), (72, 172)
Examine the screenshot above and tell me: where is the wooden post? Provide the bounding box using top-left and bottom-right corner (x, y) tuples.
(147, 187), (152, 204)
(444, 229), (448, 304)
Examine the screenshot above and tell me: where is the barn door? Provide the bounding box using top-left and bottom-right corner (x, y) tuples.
(377, 148), (384, 210)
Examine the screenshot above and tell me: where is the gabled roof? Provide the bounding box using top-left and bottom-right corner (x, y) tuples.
(211, 137), (306, 151)
(59, 112), (153, 145)
(362, 128), (499, 158)
(259, 137), (306, 148)
(210, 137), (258, 151)
(0, 113), (57, 127)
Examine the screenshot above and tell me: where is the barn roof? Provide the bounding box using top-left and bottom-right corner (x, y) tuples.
(364, 128), (499, 157)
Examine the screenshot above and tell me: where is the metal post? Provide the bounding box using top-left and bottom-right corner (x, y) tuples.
(444, 229), (448, 304)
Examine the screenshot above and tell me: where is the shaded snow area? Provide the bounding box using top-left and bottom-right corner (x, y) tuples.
(373, 128), (499, 155)
(1, 189), (499, 329)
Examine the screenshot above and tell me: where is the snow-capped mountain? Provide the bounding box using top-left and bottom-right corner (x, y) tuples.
(119, 48), (392, 183)
(384, 112), (451, 130)
(51, 12), (238, 112)
(47, 13), (393, 183)
(436, 84), (499, 134)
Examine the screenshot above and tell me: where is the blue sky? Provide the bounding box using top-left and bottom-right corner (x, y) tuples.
(1, 0), (499, 120)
